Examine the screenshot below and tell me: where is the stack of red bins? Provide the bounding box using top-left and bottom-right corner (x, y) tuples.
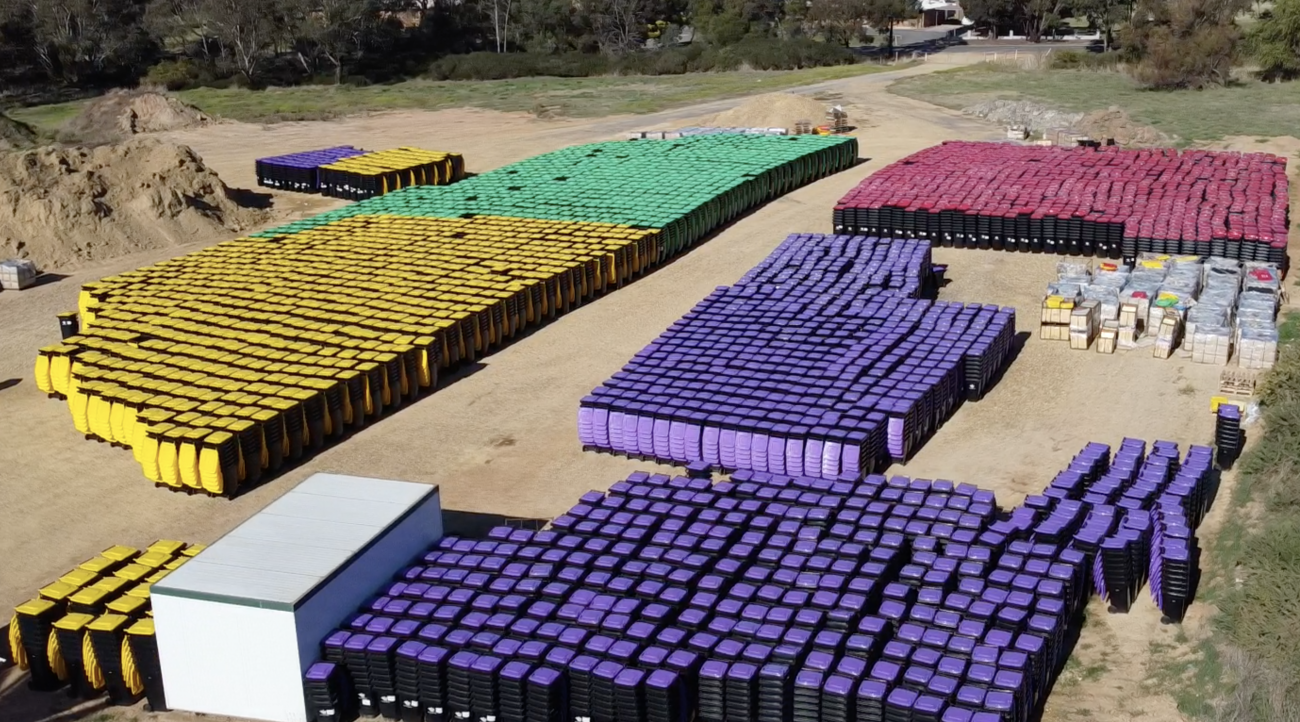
(833, 142), (1289, 267)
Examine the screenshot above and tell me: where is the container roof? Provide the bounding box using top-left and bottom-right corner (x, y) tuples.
(153, 473), (437, 610)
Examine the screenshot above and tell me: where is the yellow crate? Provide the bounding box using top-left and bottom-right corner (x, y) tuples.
(49, 215), (659, 495)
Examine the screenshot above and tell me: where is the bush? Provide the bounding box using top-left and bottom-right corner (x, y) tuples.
(427, 40), (858, 81)
(1048, 50), (1121, 71)
(1122, 0), (1244, 89)
(428, 52), (610, 80)
(614, 45), (711, 75)
(726, 37), (855, 69)
(1248, 0), (1300, 82)
(1213, 341), (1300, 719)
(142, 58), (222, 91)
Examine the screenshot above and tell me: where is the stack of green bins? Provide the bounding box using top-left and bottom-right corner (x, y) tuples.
(256, 134), (859, 261)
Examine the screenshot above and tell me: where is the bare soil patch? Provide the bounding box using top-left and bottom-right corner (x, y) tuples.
(0, 138), (267, 271)
(0, 61), (1262, 722)
(61, 89), (211, 146)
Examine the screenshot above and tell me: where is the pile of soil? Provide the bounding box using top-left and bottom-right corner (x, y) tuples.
(962, 100), (1171, 148)
(1076, 107), (1170, 148)
(708, 93), (835, 131)
(0, 138), (267, 270)
(961, 99), (1084, 136)
(62, 89), (211, 146)
(0, 112), (37, 150)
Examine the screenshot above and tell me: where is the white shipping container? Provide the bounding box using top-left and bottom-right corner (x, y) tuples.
(152, 474), (444, 722)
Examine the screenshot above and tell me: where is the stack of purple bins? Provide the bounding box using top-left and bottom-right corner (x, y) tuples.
(578, 235), (1016, 479)
(1007, 439), (1213, 622)
(306, 438), (1218, 722)
(255, 146), (367, 193)
(314, 462), (1119, 722)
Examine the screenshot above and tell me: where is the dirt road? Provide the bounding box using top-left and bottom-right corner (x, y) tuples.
(0, 57), (1278, 722)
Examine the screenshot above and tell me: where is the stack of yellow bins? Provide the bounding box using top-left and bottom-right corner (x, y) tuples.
(38, 216), (658, 496)
(8, 541), (203, 703)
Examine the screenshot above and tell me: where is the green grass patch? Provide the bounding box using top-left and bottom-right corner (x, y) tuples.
(171, 64), (903, 124)
(889, 64), (1300, 143)
(6, 99), (87, 137)
(1079, 662), (1109, 682)
(1278, 311), (1300, 344)
(1193, 338), (1300, 719)
(1147, 639), (1225, 720)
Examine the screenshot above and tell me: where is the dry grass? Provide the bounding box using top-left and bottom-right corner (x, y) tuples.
(9, 64), (906, 132)
(889, 63), (1300, 143)
(1198, 342), (1300, 720)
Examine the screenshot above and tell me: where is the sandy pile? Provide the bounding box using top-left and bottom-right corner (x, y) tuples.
(1077, 107), (1169, 148)
(62, 89), (211, 146)
(0, 112), (37, 150)
(708, 93), (834, 130)
(0, 138), (267, 270)
(962, 100), (1170, 148)
(962, 99), (1083, 135)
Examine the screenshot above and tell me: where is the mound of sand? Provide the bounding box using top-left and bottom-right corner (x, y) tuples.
(707, 93), (835, 131)
(0, 138), (267, 270)
(0, 112), (37, 150)
(1076, 107), (1169, 148)
(962, 100), (1084, 136)
(62, 89), (211, 146)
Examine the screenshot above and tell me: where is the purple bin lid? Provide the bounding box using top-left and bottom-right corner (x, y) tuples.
(417, 645), (448, 666)
(305, 662), (335, 682)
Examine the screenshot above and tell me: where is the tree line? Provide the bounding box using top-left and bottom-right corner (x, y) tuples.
(0, 0), (1297, 95)
(0, 0), (925, 92)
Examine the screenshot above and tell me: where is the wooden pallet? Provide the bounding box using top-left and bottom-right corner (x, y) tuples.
(1219, 368), (1260, 396)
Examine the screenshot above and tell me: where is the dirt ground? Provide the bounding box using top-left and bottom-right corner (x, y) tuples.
(0, 57), (1293, 722)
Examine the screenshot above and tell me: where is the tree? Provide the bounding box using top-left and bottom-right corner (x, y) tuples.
(511, 0), (575, 51)
(804, 0), (869, 45)
(17, 0), (158, 84)
(690, 0), (783, 43)
(1123, 0), (1247, 88)
(488, 0), (513, 51)
(861, 0), (917, 52)
(1074, 0), (1120, 49)
(1248, 0), (1300, 81)
(1074, 0), (1126, 49)
(588, 0), (649, 52)
(293, 0), (382, 83)
(146, 0), (218, 63)
(963, 0), (1069, 41)
(195, 0), (287, 83)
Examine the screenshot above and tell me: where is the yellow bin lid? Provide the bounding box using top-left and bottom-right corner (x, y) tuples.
(53, 613), (95, 632)
(88, 613), (132, 633)
(16, 598), (57, 617)
(39, 581), (81, 603)
(79, 556), (117, 575)
(148, 540), (186, 557)
(59, 568), (99, 589)
(113, 563), (152, 583)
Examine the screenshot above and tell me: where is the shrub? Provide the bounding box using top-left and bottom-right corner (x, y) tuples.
(1248, 0), (1300, 82)
(728, 37), (855, 69)
(1122, 0), (1245, 89)
(142, 58), (219, 91)
(614, 45), (709, 74)
(428, 52), (610, 81)
(426, 40), (857, 81)
(1048, 50), (1121, 71)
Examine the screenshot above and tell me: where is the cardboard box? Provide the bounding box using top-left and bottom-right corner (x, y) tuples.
(1097, 321), (1118, 354)
(1239, 337), (1278, 370)
(0, 259), (37, 291)
(1152, 312), (1181, 359)
(1040, 324), (1069, 341)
